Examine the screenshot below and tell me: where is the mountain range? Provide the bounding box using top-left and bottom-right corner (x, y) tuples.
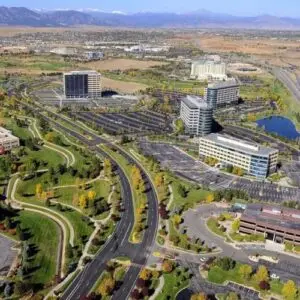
(1, 6), (300, 29)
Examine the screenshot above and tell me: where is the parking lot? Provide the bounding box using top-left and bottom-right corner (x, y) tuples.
(74, 110), (173, 135)
(0, 236), (17, 276)
(138, 141), (300, 202)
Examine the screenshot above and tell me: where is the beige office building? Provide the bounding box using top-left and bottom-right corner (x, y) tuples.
(0, 127), (20, 152)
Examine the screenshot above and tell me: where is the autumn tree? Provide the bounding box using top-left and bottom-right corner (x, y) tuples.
(131, 165), (144, 193)
(172, 214), (182, 229)
(139, 268), (151, 281)
(97, 274), (115, 296)
(35, 184), (43, 199)
(191, 293), (207, 300)
(87, 190), (97, 202)
(238, 264), (252, 280)
(154, 173), (164, 187)
(206, 193), (214, 203)
(254, 265), (269, 283)
(282, 280), (298, 300)
(162, 259), (174, 273)
(79, 194), (87, 210)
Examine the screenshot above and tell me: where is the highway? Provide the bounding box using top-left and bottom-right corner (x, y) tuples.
(18, 101), (159, 300)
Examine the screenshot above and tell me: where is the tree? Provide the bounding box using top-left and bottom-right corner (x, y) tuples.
(254, 265), (269, 283)
(282, 280), (297, 300)
(177, 184), (187, 198)
(45, 132), (54, 142)
(175, 119), (185, 134)
(259, 280), (270, 291)
(172, 214), (182, 228)
(216, 257), (236, 271)
(162, 259), (174, 273)
(35, 184), (43, 198)
(87, 190), (96, 202)
(139, 268), (151, 281)
(154, 173), (164, 187)
(97, 275), (115, 296)
(191, 293), (207, 300)
(79, 194), (87, 209)
(206, 193), (214, 203)
(231, 219), (240, 233)
(238, 264), (252, 280)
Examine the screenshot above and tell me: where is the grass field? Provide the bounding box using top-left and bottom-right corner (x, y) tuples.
(18, 210), (59, 287)
(156, 268), (190, 300)
(170, 177), (209, 210)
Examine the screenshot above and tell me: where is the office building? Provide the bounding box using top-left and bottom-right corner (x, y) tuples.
(84, 51), (104, 61)
(0, 127), (20, 154)
(64, 71), (101, 99)
(180, 96), (213, 136)
(204, 80), (240, 109)
(191, 60), (227, 81)
(240, 204), (300, 245)
(199, 133), (278, 178)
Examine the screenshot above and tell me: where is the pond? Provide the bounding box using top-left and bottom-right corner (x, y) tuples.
(256, 116), (300, 140)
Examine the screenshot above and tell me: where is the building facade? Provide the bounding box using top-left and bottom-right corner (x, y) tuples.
(204, 80), (240, 109)
(64, 71), (101, 99)
(180, 96), (213, 136)
(199, 133), (278, 178)
(191, 60), (227, 81)
(240, 204), (300, 245)
(0, 127), (20, 153)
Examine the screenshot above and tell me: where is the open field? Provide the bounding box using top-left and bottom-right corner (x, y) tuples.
(195, 34), (300, 68)
(102, 76), (148, 93)
(83, 58), (166, 71)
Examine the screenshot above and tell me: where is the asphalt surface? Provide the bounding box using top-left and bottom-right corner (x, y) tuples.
(0, 235), (17, 276)
(18, 101), (159, 300)
(139, 141), (300, 202)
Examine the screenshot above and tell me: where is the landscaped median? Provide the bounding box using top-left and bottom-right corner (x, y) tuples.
(100, 144), (148, 244)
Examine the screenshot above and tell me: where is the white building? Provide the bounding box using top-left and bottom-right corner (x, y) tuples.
(199, 133), (278, 178)
(0, 127), (20, 153)
(191, 60), (227, 81)
(64, 71), (101, 99)
(84, 51), (104, 61)
(204, 79), (240, 109)
(180, 96), (213, 136)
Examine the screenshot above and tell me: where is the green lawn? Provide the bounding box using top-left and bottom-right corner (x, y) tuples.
(156, 268), (190, 300)
(18, 210), (59, 286)
(207, 217), (226, 238)
(170, 177), (209, 210)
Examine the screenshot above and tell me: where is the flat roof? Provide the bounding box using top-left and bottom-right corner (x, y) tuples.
(207, 79), (239, 89)
(64, 70), (100, 75)
(242, 204), (300, 231)
(200, 133), (278, 157)
(193, 60), (225, 65)
(0, 127), (19, 141)
(182, 95), (211, 109)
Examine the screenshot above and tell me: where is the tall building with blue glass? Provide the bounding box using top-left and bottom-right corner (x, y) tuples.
(199, 133), (278, 179)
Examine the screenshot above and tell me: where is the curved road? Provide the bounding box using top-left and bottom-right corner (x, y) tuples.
(18, 101), (159, 300)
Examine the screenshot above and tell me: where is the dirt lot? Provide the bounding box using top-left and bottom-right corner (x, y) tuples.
(82, 58), (166, 71)
(102, 77), (148, 93)
(196, 34), (300, 68)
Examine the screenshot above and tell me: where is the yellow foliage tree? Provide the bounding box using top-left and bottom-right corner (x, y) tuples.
(87, 190), (96, 202)
(104, 158), (112, 178)
(206, 193), (214, 203)
(254, 265), (269, 283)
(154, 173), (164, 187)
(35, 184), (43, 199)
(97, 275), (115, 297)
(162, 259), (174, 273)
(238, 264), (252, 280)
(79, 194), (87, 209)
(45, 132), (54, 142)
(139, 268), (151, 281)
(191, 293), (207, 300)
(282, 280), (297, 300)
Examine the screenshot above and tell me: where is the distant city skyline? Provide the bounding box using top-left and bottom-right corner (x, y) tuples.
(1, 0), (300, 18)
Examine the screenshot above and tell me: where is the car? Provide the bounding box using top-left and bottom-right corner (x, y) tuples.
(271, 273), (280, 280)
(200, 257), (206, 262)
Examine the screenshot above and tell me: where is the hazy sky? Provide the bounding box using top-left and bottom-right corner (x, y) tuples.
(2, 0), (300, 17)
